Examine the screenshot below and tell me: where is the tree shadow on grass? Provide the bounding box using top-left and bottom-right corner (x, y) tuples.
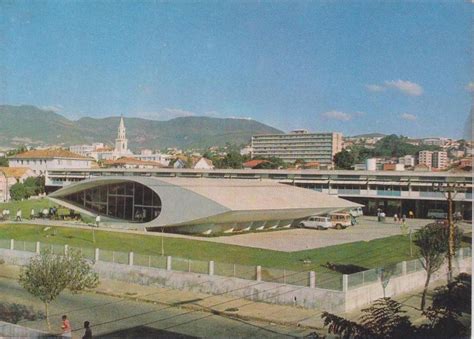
(96, 325), (198, 339)
(321, 262), (369, 274)
(0, 302), (45, 324)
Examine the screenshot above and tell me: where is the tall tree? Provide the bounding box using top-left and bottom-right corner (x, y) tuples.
(333, 149), (355, 169)
(414, 223), (462, 310)
(18, 249), (99, 330)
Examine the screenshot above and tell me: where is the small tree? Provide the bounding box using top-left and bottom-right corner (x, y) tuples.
(10, 182), (27, 201)
(414, 223), (462, 310)
(18, 249), (99, 330)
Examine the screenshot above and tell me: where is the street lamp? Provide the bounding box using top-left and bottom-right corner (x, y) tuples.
(432, 181), (467, 282)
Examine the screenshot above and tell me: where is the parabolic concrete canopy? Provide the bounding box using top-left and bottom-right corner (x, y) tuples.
(49, 176), (360, 234)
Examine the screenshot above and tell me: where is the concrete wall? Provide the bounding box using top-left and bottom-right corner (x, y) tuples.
(94, 262), (346, 313)
(345, 256), (472, 312)
(0, 321), (55, 338)
(1, 247), (471, 314)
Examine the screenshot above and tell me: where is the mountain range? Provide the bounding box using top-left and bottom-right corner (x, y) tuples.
(0, 105), (282, 150)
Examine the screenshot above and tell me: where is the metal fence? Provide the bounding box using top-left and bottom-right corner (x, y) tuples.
(346, 247), (471, 290)
(3, 239), (471, 292)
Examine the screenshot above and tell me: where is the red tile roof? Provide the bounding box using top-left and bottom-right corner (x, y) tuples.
(103, 157), (164, 167)
(243, 160), (269, 168)
(0, 167), (33, 178)
(11, 149), (91, 160)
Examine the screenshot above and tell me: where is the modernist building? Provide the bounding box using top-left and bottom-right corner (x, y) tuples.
(49, 176), (358, 234)
(251, 130), (343, 165)
(45, 168), (473, 220)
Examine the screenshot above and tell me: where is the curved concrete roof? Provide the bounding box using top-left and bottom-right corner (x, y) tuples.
(50, 176), (360, 229)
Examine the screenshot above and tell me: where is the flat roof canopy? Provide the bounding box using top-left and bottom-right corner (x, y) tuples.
(50, 176), (361, 231)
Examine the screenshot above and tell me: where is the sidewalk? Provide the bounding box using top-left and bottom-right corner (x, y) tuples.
(0, 263), (447, 333)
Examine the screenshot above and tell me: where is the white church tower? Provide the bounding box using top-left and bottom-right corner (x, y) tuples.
(113, 115), (132, 158)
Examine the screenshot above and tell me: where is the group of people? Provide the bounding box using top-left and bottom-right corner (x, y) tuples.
(1, 209), (22, 221)
(61, 315), (92, 338)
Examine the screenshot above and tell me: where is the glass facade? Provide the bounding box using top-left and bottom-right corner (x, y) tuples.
(63, 181), (161, 222)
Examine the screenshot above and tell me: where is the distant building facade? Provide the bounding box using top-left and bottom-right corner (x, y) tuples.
(0, 167), (36, 202)
(398, 155), (415, 167)
(9, 149), (93, 176)
(251, 130), (343, 165)
(417, 150), (449, 170)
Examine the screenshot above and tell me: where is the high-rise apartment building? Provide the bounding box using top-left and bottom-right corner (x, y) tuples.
(417, 150), (449, 170)
(251, 130), (343, 165)
(432, 151), (448, 169)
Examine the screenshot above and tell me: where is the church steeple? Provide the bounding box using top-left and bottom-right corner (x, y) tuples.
(114, 115), (129, 155)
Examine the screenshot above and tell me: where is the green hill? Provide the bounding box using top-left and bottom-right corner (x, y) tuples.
(0, 105), (283, 149)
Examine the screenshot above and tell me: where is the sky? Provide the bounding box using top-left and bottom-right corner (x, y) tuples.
(1, 1), (472, 138)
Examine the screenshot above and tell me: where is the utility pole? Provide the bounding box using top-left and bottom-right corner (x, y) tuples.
(432, 182), (467, 282)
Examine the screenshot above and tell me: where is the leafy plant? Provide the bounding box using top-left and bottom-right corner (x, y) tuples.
(18, 249), (99, 330)
(414, 223), (462, 310)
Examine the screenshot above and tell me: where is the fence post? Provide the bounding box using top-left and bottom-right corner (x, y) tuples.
(64, 245), (68, 255)
(208, 261), (214, 276)
(128, 252), (134, 266)
(166, 256), (172, 271)
(309, 271), (316, 288)
(402, 261), (407, 275)
(256, 266), (262, 282)
(10, 239), (14, 250)
(342, 274), (348, 292)
(35, 242), (40, 254)
(94, 248), (100, 262)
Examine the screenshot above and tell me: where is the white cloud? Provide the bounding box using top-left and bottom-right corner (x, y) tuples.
(321, 110), (352, 121)
(384, 80), (423, 96)
(366, 84), (386, 92)
(40, 104), (63, 113)
(400, 113), (417, 121)
(465, 82), (474, 93)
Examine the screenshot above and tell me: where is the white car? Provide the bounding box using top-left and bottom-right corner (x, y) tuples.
(298, 216), (332, 230)
(349, 207), (363, 217)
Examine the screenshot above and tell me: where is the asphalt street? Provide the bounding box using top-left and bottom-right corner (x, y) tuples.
(0, 277), (314, 338)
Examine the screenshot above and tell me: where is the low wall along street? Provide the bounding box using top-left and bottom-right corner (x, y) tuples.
(0, 240), (471, 313)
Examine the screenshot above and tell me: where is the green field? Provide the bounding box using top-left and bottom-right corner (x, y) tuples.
(0, 222), (437, 271)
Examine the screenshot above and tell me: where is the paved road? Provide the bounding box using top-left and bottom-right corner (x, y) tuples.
(0, 278), (314, 338)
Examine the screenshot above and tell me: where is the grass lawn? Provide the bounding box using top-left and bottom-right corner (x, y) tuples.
(1, 222), (464, 271)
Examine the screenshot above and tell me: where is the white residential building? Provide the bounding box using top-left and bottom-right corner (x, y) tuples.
(8, 149), (93, 176)
(398, 155), (415, 167)
(0, 167), (35, 202)
(251, 130), (343, 165)
(193, 158), (214, 170)
(432, 151), (449, 169)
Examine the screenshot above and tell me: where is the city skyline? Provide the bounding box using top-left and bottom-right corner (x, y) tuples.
(1, 2), (472, 138)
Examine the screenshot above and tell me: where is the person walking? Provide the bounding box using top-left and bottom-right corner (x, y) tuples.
(61, 315), (72, 338)
(15, 209), (22, 221)
(30, 208), (35, 220)
(95, 215), (101, 227)
(82, 321), (92, 339)
(393, 213), (398, 223)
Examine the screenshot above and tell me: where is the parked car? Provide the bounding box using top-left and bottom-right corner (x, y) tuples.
(329, 213), (352, 229)
(427, 209), (447, 219)
(349, 207), (364, 217)
(298, 216), (332, 230)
